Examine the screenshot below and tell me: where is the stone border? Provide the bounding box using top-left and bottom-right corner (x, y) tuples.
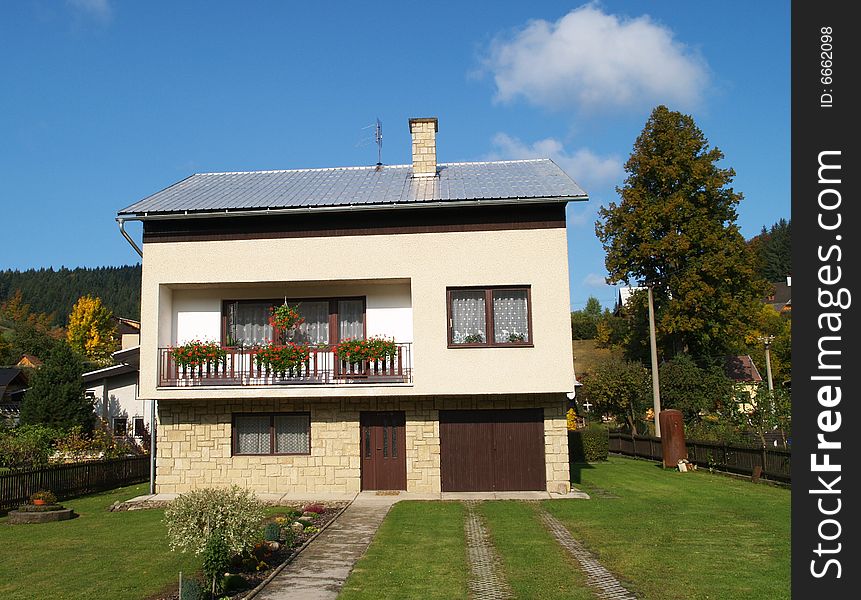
(241, 499), (354, 599)
(8, 508), (74, 524)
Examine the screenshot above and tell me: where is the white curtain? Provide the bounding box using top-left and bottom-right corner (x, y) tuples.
(451, 290), (487, 343)
(296, 301), (329, 344)
(493, 290), (529, 343)
(339, 300), (364, 340)
(275, 415), (310, 454)
(230, 301), (274, 346)
(236, 415), (269, 454)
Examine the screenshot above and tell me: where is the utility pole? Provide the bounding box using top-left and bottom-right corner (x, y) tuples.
(760, 335), (775, 391)
(647, 285), (662, 437)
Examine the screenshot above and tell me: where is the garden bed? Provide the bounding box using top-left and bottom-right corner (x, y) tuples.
(148, 501), (348, 600)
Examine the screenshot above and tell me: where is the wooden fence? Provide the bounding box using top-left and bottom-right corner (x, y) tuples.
(608, 432), (791, 483)
(0, 456), (150, 512)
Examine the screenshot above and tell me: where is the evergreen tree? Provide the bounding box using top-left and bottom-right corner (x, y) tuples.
(748, 218), (791, 282)
(19, 341), (94, 432)
(596, 105), (768, 359)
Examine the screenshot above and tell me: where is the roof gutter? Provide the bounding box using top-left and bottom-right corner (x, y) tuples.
(117, 218), (143, 257)
(116, 194), (588, 222)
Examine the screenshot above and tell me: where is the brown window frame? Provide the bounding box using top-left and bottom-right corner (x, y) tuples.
(231, 412), (312, 456)
(221, 297), (367, 346)
(446, 286), (534, 348)
(112, 416), (128, 437)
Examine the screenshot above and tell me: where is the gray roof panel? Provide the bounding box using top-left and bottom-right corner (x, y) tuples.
(118, 159), (587, 217)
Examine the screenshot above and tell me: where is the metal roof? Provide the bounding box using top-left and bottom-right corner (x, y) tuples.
(118, 159), (587, 218)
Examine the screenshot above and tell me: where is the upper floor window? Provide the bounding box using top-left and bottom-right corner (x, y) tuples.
(447, 287), (532, 347)
(223, 298), (365, 347)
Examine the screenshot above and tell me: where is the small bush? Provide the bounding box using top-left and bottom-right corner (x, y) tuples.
(282, 526), (296, 547)
(569, 424), (609, 462)
(222, 574), (246, 594)
(202, 533), (231, 595)
(0, 424), (62, 469)
(164, 486), (265, 556)
(302, 503), (324, 514)
(179, 578), (205, 600)
(263, 522), (281, 542)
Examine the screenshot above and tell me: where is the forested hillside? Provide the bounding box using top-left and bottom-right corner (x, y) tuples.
(0, 265), (141, 325)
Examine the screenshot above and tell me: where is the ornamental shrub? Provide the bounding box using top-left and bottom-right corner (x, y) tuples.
(0, 424), (62, 469)
(263, 522), (281, 542)
(569, 423), (609, 463)
(164, 486), (265, 556)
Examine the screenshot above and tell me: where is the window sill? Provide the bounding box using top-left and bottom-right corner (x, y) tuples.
(447, 343), (534, 349)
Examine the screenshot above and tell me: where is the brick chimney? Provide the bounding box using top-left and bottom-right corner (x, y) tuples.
(409, 117), (438, 177)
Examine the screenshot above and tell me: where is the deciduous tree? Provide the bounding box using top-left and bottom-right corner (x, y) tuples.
(596, 105), (768, 359)
(581, 357), (651, 434)
(67, 295), (117, 362)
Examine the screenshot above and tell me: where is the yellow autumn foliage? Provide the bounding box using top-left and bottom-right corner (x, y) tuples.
(67, 295), (117, 362)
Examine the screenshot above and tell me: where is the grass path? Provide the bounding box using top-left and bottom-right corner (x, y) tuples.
(0, 483), (201, 600)
(545, 457), (790, 600)
(479, 501), (596, 599)
(339, 501), (470, 600)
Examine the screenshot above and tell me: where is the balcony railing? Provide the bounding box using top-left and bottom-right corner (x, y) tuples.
(157, 343), (412, 387)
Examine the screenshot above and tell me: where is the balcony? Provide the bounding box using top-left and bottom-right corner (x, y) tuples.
(157, 343), (412, 387)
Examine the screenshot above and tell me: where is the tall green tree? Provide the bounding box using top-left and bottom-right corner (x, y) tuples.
(658, 354), (734, 424)
(596, 105), (768, 358)
(19, 341), (94, 432)
(749, 218), (791, 282)
(570, 296), (603, 339)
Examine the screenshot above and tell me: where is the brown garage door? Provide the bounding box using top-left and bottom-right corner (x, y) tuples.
(439, 408), (546, 492)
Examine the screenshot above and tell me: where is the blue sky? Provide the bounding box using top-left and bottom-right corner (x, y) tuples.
(0, 1), (790, 310)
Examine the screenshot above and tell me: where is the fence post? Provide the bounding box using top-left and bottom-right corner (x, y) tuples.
(760, 445), (768, 478)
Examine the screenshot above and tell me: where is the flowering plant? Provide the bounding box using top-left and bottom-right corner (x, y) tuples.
(333, 337), (398, 365)
(269, 304), (304, 332)
(254, 343), (311, 375)
(170, 340), (227, 369)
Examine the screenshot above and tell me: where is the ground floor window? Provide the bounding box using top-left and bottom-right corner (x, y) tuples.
(232, 413), (311, 455)
(133, 416), (146, 438)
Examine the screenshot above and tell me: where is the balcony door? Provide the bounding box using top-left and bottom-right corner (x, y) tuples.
(360, 411), (407, 490)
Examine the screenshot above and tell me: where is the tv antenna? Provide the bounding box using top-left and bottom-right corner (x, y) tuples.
(374, 118), (383, 165)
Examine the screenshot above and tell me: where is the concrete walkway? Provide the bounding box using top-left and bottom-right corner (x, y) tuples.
(251, 493), (399, 600)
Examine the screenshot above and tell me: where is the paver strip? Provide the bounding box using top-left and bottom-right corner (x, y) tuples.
(251, 496), (396, 600)
(463, 501), (514, 600)
(536, 506), (638, 599)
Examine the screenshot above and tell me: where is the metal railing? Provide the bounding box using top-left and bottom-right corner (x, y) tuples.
(158, 343), (413, 387)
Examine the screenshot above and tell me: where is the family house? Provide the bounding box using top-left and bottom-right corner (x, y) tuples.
(118, 117), (587, 494)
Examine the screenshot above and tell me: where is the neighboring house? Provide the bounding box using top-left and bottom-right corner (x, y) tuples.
(724, 354), (763, 412)
(764, 276), (791, 314)
(16, 354), (43, 369)
(614, 286), (647, 314)
(117, 117), (587, 495)
(0, 367), (29, 423)
(82, 345), (148, 441)
(115, 317), (142, 350)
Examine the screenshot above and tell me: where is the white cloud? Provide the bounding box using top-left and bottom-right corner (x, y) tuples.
(488, 132), (623, 191)
(483, 4), (709, 112)
(583, 273), (609, 287)
(68, 0), (112, 21)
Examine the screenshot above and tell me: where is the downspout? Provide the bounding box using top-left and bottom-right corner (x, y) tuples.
(150, 398), (157, 495)
(117, 218), (143, 257)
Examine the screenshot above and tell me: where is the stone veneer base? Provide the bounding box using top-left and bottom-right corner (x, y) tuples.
(155, 393), (571, 495)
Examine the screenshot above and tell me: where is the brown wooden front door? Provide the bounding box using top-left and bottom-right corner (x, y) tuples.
(360, 411), (407, 490)
(439, 408), (546, 492)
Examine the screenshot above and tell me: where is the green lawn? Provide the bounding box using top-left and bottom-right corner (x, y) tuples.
(339, 501), (470, 600)
(0, 484), (200, 600)
(479, 501), (596, 599)
(546, 457), (791, 600)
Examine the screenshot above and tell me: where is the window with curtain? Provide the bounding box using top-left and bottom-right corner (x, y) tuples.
(234, 413), (310, 455)
(295, 301), (329, 344)
(448, 287), (531, 346)
(338, 299), (364, 340)
(223, 297), (365, 346)
(450, 290), (487, 344)
(226, 300), (275, 346)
